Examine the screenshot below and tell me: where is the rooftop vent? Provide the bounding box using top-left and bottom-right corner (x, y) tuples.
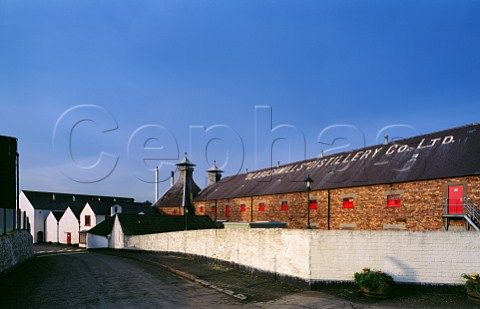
(384, 135), (389, 145)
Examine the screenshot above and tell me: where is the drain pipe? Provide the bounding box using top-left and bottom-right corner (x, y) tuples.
(327, 189), (331, 230)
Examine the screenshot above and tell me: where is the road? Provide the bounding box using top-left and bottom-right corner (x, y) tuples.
(2, 248), (477, 309)
(0, 251), (255, 309)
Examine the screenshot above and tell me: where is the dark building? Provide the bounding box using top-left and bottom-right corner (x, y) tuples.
(0, 135), (18, 234)
(194, 123), (480, 231)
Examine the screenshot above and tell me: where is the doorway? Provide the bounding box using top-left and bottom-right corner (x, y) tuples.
(448, 185), (464, 214)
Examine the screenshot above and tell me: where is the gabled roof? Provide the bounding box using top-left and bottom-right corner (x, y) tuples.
(121, 202), (156, 215)
(85, 201), (115, 215)
(117, 214), (215, 236)
(196, 123), (480, 201)
(22, 190), (134, 210)
(152, 179), (201, 208)
(86, 201), (156, 215)
(153, 181), (184, 208)
(68, 204), (85, 220)
(52, 211), (64, 221)
(88, 216), (115, 236)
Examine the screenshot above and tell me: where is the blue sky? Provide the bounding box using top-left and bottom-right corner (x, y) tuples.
(1, 1), (479, 202)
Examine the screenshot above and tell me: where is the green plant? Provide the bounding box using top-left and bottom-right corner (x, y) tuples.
(354, 267), (395, 293)
(462, 273), (480, 293)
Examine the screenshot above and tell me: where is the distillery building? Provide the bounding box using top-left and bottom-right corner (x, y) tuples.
(193, 123), (480, 232)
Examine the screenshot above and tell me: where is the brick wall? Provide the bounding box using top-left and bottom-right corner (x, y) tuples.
(124, 229), (480, 285)
(195, 176), (480, 231)
(0, 230), (34, 274)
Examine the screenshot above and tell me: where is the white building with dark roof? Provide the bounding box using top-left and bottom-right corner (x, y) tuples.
(19, 190), (134, 243)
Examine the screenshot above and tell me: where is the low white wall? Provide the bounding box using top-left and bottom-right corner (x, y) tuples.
(310, 230), (480, 285)
(123, 229), (480, 285)
(87, 233), (108, 248)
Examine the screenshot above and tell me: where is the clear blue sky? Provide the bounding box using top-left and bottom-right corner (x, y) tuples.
(1, 1), (479, 202)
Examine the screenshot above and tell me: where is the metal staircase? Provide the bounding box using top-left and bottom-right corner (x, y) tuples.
(442, 198), (480, 231)
(463, 198), (480, 231)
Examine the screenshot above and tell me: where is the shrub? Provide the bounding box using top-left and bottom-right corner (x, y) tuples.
(462, 273), (480, 293)
(354, 267), (395, 293)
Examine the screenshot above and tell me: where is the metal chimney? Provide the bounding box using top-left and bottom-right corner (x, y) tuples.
(155, 166), (159, 201)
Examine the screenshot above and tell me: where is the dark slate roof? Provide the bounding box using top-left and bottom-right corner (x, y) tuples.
(88, 216), (115, 236)
(86, 201), (116, 215)
(69, 204), (85, 220)
(86, 201), (155, 216)
(30, 199), (86, 211)
(196, 123), (480, 201)
(153, 182), (184, 207)
(23, 190), (134, 210)
(152, 180), (201, 208)
(117, 214), (215, 236)
(121, 202), (156, 215)
(52, 211), (65, 221)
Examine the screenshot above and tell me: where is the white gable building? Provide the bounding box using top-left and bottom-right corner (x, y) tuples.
(18, 190), (135, 243)
(45, 211), (64, 243)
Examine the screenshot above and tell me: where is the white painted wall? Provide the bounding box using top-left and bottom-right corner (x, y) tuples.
(58, 207), (79, 244)
(79, 203), (106, 232)
(122, 229), (480, 285)
(87, 233), (108, 248)
(109, 216), (124, 249)
(44, 212), (59, 243)
(19, 192), (42, 242)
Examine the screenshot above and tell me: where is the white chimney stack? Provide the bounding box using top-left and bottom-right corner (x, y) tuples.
(155, 166), (159, 201)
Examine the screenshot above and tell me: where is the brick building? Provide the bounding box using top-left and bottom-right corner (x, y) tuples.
(194, 123), (480, 231)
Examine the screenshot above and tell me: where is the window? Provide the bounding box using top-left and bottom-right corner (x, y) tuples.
(199, 206), (204, 214)
(225, 205), (231, 217)
(387, 194), (401, 207)
(280, 201), (289, 211)
(343, 197), (354, 209)
(79, 232), (86, 244)
(173, 209), (178, 216)
(258, 202), (265, 211)
(85, 215), (91, 226)
(211, 205), (216, 213)
(309, 200), (318, 210)
(240, 204), (246, 212)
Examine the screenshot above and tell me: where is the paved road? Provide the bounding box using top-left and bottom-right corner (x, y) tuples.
(0, 252), (254, 309)
(2, 249), (477, 309)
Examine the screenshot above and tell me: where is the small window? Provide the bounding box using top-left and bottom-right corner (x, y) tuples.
(173, 209), (178, 216)
(79, 232), (86, 244)
(211, 205), (216, 213)
(280, 201), (289, 211)
(258, 202), (265, 211)
(240, 204), (246, 212)
(85, 215), (91, 226)
(343, 197), (354, 209)
(199, 206), (204, 214)
(225, 205), (231, 217)
(387, 194), (401, 207)
(309, 200), (318, 210)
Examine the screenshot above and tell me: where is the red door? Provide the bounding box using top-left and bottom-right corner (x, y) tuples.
(67, 232), (72, 245)
(448, 185), (464, 214)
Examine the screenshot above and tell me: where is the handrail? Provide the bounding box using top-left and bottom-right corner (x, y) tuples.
(464, 198), (480, 230)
